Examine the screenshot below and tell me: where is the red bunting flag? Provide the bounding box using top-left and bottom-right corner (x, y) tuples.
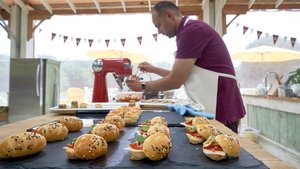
(105, 39), (110, 48)
(76, 38), (81, 46)
(272, 35), (279, 44)
(121, 38), (126, 47)
(290, 37), (296, 47)
(88, 39), (94, 48)
(153, 33), (158, 42)
(51, 33), (56, 40)
(257, 31), (262, 39)
(63, 36), (68, 43)
(243, 26), (249, 35)
(137, 36), (143, 45)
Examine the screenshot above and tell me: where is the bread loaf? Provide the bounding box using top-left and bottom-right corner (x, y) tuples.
(35, 122), (69, 141)
(56, 116), (83, 132)
(0, 132), (47, 159)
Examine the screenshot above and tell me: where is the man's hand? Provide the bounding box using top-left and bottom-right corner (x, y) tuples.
(138, 62), (155, 73)
(125, 79), (143, 92)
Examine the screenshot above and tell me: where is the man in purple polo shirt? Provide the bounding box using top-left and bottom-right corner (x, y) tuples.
(126, 1), (246, 133)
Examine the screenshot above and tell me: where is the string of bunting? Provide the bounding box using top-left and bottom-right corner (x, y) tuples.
(237, 23), (297, 47)
(46, 29), (158, 48)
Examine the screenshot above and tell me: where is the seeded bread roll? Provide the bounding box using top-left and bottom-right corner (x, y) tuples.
(143, 132), (172, 161)
(56, 116), (83, 132)
(147, 123), (170, 138)
(35, 122), (69, 141)
(91, 123), (120, 142)
(192, 116), (210, 126)
(65, 134), (107, 160)
(104, 115), (125, 131)
(150, 116), (168, 126)
(196, 123), (219, 140)
(0, 132), (47, 159)
(202, 134), (240, 161)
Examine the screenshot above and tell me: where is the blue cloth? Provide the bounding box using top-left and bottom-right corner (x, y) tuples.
(166, 104), (215, 119)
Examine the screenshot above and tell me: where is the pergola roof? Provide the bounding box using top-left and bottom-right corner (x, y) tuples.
(1, 0), (300, 19)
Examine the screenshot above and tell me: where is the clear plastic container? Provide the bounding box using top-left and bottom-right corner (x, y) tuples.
(116, 91), (143, 102)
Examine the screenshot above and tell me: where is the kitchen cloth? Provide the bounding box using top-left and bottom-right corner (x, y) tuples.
(166, 104), (215, 119)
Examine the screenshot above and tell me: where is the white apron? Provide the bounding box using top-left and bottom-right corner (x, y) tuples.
(180, 17), (237, 116)
(184, 66), (236, 116)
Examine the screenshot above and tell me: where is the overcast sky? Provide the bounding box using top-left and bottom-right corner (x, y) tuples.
(1, 10), (300, 63)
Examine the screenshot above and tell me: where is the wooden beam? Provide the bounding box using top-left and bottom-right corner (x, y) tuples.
(275, 0), (284, 8)
(93, 0), (102, 13)
(0, 0), (11, 14)
(120, 0), (126, 12)
(248, 0), (256, 9)
(148, 0), (151, 12)
(38, 0), (53, 14)
(28, 5), (202, 16)
(66, 0), (77, 13)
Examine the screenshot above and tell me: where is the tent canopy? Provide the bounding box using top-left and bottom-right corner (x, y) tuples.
(231, 46), (300, 62)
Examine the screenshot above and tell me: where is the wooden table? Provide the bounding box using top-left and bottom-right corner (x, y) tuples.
(0, 113), (295, 169)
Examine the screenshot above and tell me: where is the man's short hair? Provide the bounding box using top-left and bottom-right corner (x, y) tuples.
(153, 1), (179, 15)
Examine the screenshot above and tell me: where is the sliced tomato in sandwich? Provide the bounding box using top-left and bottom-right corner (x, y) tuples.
(129, 142), (143, 150)
(203, 140), (225, 156)
(67, 137), (77, 148)
(187, 130), (202, 138)
(129, 141), (144, 152)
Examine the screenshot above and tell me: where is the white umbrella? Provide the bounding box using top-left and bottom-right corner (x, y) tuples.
(231, 46), (300, 62)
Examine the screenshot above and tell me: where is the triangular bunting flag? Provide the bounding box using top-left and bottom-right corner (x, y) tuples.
(291, 37), (296, 47)
(272, 34), (279, 44)
(137, 36), (143, 45)
(88, 39), (94, 48)
(283, 36), (288, 42)
(153, 33), (158, 42)
(105, 39), (110, 48)
(76, 38), (81, 46)
(51, 33), (56, 40)
(63, 36), (68, 43)
(257, 31), (262, 39)
(121, 38), (126, 47)
(265, 33), (269, 38)
(243, 26), (249, 35)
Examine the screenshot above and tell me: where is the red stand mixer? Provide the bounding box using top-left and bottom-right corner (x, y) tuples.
(92, 58), (132, 102)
